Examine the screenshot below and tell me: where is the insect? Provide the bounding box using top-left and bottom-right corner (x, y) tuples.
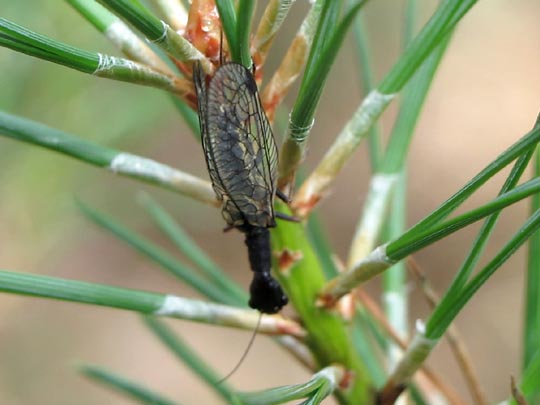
(193, 61), (288, 314)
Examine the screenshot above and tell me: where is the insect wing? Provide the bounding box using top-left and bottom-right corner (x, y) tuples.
(206, 63), (278, 228)
(193, 62), (228, 202)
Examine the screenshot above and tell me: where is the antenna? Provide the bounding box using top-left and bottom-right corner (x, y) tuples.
(219, 29), (224, 65)
(216, 312), (262, 384)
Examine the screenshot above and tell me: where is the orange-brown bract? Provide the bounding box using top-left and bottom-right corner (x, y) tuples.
(193, 62), (287, 314)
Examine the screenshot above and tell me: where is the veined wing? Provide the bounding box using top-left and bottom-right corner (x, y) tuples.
(193, 62), (227, 202)
(205, 62), (278, 228)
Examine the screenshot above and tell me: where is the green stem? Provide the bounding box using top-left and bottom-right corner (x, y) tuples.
(272, 201), (373, 403)
(293, 0), (478, 214)
(81, 366), (178, 405)
(252, 0), (295, 64)
(427, 208), (540, 339)
(215, 0), (237, 59)
(67, 0), (116, 31)
(397, 121), (540, 239)
(153, 0), (188, 31)
(236, 0), (255, 67)
(0, 17), (96, 71)
(238, 365), (345, 404)
(138, 193), (247, 302)
(381, 40), (450, 174)
(524, 144), (540, 369)
(0, 111), (217, 205)
(97, 0), (212, 71)
(519, 349), (540, 403)
(388, 177), (540, 259)
(0, 269), (163, 312)
(382, 170), (408, 368)
(279, 1), (367, 187)
(379, 0), (416, 374)
(437, 150), (534, 317)
(351, 9), (381, 170)
(383, 205), (540, 396)
(0, 17), (185, 94)
(68, 0), (172, 73)
(322, 176), (540, 303)
(0, 269), (293, 334)
(143, 316), (240, 404)
(379, 0), (476, 94)
(77, 201), (232, 304)
(347, 34), (451, 266)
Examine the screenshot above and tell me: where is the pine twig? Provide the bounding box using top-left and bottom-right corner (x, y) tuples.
(408, 257), (489, 405)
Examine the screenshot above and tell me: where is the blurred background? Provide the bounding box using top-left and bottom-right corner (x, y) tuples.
(0, 1), (539, 403)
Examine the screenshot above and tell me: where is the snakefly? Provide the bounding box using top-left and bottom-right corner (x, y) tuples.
(193, 61), (288, 314)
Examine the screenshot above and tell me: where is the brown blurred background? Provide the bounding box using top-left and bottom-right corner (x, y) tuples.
(0, 1), (539, 403)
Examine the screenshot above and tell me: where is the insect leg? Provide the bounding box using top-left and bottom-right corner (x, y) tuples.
(275, 212), (301, 223)
(276, 189), (290, 203)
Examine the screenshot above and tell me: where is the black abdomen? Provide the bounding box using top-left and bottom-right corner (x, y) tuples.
(244, 226), (288, 314)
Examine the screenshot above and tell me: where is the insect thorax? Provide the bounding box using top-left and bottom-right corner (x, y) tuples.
(221, 196), (276, 229)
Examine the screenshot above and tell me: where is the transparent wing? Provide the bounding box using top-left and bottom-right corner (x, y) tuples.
(205, 62), (278, 228)
(193, 62), (226, 201)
